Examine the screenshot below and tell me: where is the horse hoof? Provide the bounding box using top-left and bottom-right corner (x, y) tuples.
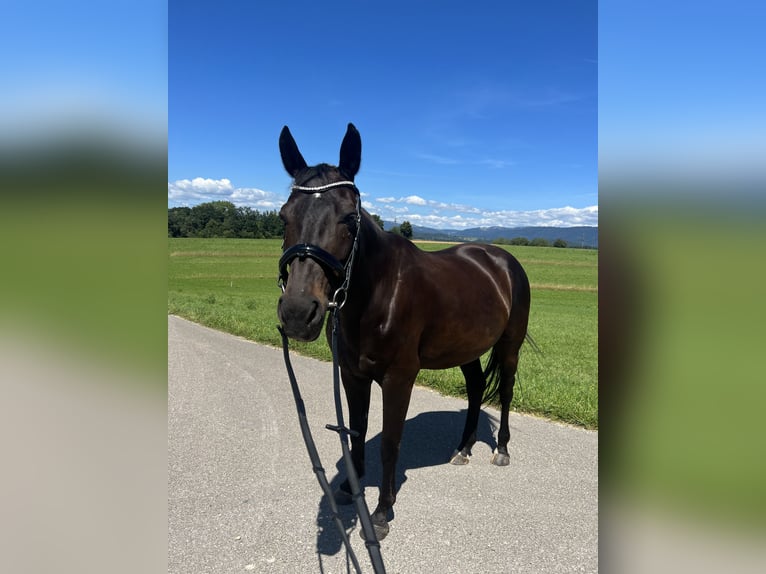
(333, 487), (354, 505)
(491, 450), (510, 466)
(360, 519), (390, 541)
(449, 449), (471, 465)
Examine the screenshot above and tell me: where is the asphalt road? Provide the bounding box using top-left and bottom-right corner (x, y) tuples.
(168, 315), (598, 573)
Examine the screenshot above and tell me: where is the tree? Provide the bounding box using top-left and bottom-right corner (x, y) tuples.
(510, 237), (530, 246)
(261, 210), (284, 237)
(530, 237), (551, 247)
(201, 218), (223, 237)
(553, 238), (568, 248)
(400, 220), (413, 239)
(167, 202), (284, 238)
(168, 206), (191, 237)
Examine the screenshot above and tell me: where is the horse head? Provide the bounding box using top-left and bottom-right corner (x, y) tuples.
(277, 123), (362, 341)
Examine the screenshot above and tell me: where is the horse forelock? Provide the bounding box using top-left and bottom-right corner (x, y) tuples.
(293, 163), (349, 187)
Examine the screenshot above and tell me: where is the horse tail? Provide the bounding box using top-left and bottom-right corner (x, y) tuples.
(481, 348), (502, 404)
(482, 332), (540, 404)
(524, 332), (543, 355)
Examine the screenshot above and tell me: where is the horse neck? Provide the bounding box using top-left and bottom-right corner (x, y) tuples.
(344, 212), (388, 312)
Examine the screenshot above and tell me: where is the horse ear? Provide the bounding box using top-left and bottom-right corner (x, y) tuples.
(339, 123), (361, 179)
(279, 126), (308, 177)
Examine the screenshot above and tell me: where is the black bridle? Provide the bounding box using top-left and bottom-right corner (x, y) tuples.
(277, 180), (386, 573)
(278, 180), (362, 310)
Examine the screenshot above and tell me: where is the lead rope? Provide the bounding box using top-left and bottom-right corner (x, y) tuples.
(328, 308), (386, 572)
(277, 312), (386, 574)
(276, 326), (363, 572)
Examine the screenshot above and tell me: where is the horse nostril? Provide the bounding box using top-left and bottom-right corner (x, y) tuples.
(306, 299), (320, 326)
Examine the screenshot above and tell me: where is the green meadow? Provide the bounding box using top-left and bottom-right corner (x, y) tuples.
(168, 238), (598, 428)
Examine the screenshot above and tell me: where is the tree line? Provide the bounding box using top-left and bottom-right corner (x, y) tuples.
(168, 201), (284, 238)
(168, 202), (569, 247)
(169, 201), (399, 239)
(492, 236), (569, 248)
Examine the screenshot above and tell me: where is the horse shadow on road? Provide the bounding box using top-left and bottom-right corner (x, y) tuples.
(313, 408), (499, 566)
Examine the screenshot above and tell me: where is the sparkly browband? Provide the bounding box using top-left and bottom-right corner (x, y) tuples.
(291, 181), (357, 193)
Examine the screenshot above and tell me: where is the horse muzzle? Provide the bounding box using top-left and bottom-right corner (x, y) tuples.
(278, 243), (347, 341)
(278, 292), (327, 342)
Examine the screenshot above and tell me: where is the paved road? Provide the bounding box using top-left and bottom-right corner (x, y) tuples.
(168, 315), (597, 573)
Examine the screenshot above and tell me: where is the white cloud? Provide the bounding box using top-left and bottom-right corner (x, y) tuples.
(367, 193), (598, 229)
(230, 187), (283, 209)
(403, 195), (427, 205)
(477, 205), (599, 228)
(170, 177), (233, 195)
(168, 177), (284, 209)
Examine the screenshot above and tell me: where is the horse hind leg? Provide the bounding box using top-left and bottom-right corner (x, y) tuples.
(449, 359), (486, 465)
(490, 336), (522, 467)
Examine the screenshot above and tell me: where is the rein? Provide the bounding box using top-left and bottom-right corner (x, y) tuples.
(277, 181), (386, 573)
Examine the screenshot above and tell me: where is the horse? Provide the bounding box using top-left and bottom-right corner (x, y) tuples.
(277, 123), (531, 541)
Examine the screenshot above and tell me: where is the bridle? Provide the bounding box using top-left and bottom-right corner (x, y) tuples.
(278, 180), (362, 310)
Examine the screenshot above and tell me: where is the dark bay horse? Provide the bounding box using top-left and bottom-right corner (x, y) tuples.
(277, 123), (531, 540)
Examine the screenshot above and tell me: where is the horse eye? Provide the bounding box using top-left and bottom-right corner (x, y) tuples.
(342, 214), (357, 232)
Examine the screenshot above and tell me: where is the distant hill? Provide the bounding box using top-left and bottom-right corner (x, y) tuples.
(384, 223), (598, 248)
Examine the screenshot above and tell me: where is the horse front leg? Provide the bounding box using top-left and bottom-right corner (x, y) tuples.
(366, 373), (415, 541)
(335, 369), (372, 504)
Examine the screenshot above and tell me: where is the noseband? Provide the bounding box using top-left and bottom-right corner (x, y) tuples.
(278, 180), (362, 309)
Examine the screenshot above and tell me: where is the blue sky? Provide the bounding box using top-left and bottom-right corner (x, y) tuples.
(169, 1), (597, 228)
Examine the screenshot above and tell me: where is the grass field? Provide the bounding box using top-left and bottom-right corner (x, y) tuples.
(168, 238), (598, 428)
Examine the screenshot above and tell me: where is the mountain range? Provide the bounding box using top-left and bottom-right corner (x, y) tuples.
(384, 223), (599, 248)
